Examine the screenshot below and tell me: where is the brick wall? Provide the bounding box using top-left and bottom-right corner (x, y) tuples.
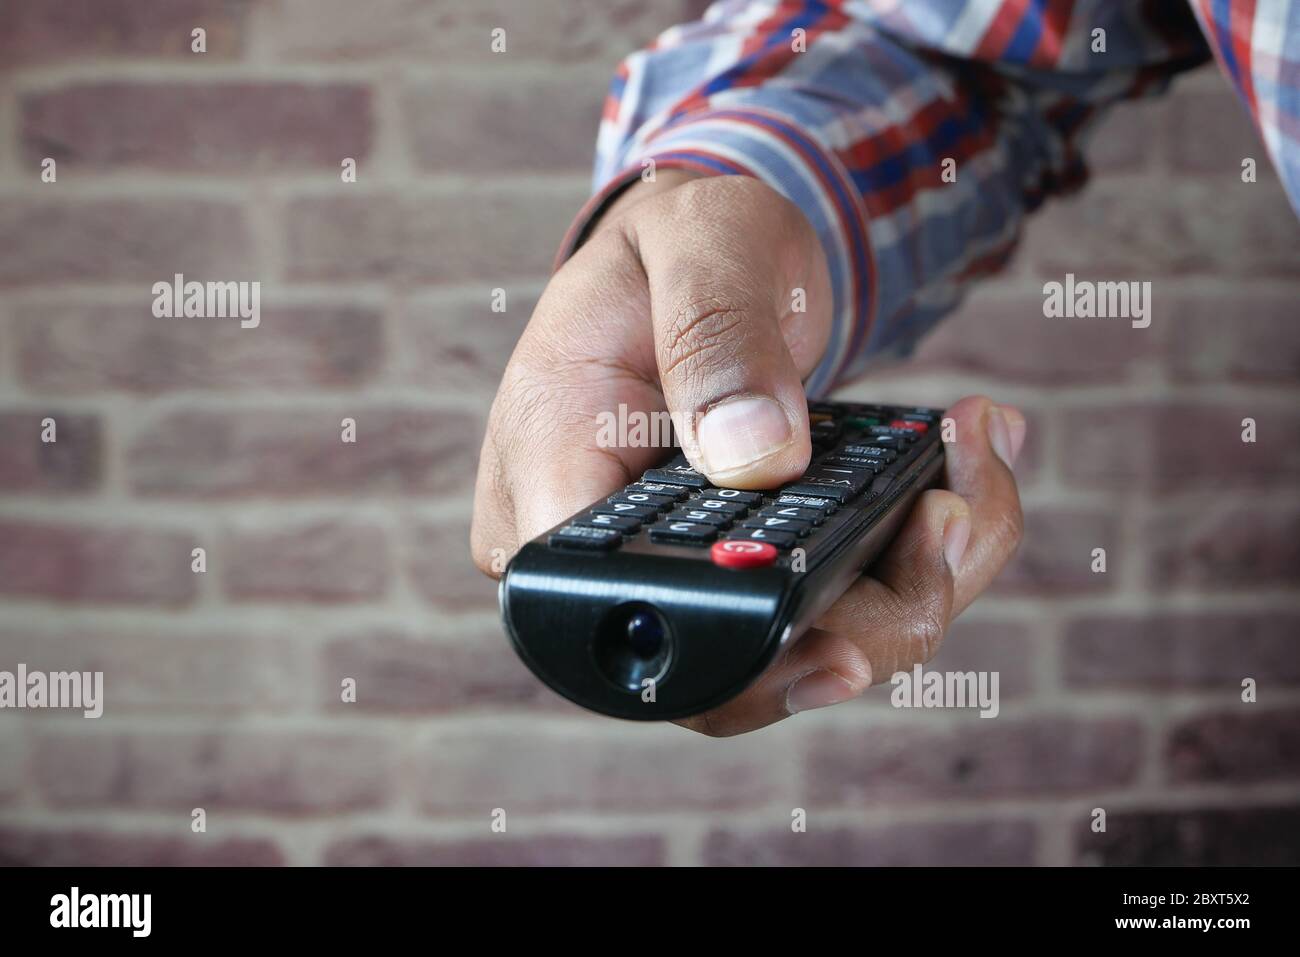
(0, 0), (1297, 866)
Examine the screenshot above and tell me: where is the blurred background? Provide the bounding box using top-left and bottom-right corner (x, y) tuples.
(0, 0), (1298, 866)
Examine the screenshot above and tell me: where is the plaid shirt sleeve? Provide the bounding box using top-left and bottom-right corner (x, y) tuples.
(558, 0), (1226, 395)
(1191, 1), (1300, 211)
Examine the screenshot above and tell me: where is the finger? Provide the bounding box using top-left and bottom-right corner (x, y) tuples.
(677, 488), (968, 735)
(938, 396), (1027, 614)
(627, 176), (832, 489)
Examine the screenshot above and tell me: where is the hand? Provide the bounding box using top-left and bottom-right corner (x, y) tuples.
(471, 172), (1026, 735)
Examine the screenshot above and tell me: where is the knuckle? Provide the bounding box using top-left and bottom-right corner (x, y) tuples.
(659, 295), (749, 378)
(904, 600), (949, 665)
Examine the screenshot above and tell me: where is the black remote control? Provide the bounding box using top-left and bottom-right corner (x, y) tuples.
(500, 401), (946, 720)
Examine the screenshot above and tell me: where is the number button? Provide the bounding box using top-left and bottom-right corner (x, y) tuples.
(701, 487), (762, 506)
(609, 491), (675, 510)
(758, 505), (824, 525)
(574, 512), (641, 534)
(669, 508), (731, 527)
(648, 520), (718, 545)
(741, 516), (811, 536)
(725, 527), (798, 549)
(592, 502), (659, 522)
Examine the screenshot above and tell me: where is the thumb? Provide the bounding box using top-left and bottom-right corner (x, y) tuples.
(626, 176), (832, 489)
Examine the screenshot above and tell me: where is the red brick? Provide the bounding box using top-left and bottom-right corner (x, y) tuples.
(0, 520), (197, 605)
(1064, 612), (1300, 689)
(927, 617), (1036, 698)
(1148, 505), (1300, 588)
(283, 186), (585, 282)
(22, 82), (373, 171)
(0, 0), (247, 65)
(404, 70), (604, 172)
(807, 717), (1144, 803)
(128, 406), (480, 497)
(704, 819), (1036, 866)
(222, 520), (389, 603)
(1166, 88), (1275, 176)
(0, 411), (101, 491)
(0, 200), (251, 286)
(406, 517), (496, 612)
(266, 0), (694, 63)
(910, 288), (1162, 383)
(0, 829), (284, 867)
(322, 628), (570, 713)
(1077, 804), (1300, 866)
(993, 506), (1119, 594)
(324, 834), (663, 866)
(1060, 404), (1300, 490)
(398, 291), (534, 395)
(1166, 289), (1300, 382)
(1027, 179), (1300, 278)
(19, 301), (384, 393)
(416, 726), (779, 814)
(35, 731), (393, 812)
(0, 629), (307, 713)
(1167, 709), (1300, 784)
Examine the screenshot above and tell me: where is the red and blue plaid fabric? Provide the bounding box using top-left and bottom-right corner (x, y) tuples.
(561, 0), (1297, 394)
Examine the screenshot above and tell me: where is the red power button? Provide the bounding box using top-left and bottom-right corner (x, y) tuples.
(711, 539), (779, 568)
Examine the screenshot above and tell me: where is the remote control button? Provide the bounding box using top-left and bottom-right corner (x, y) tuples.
(890, 418), (929, 433)
(710, 539), (778, 568)
(867, 426), (919, 443)
(628, 481), (690, 501)
(609, 491), (675, 510)
(648, 520), (718, 545)
(669, 507), (731, 527)
(694, 498), (749, 518)
(742, 516), (812, 536)
(701, 487), (763, 506)
(844, 415), (882, 429)
(641, 459), (709, 488)
(824, 453), (888, 472)
(592, 501), (659, 522)
(904, 408), (941, 423)
(865, 435), (908, 451)
(549, 525), (622, 550)
(574, 512), (641, 534)
(759, 505), (824, 525)
(774, 493), (837, 514)
(839, 444), (897, 462)
(811, 419), (843, 445)
(725, 527), (797, 549)
(782, 465), (872, 503)
(845, 403), (891, 419)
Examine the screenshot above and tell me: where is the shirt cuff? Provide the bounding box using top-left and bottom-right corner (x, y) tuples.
(555, 105), (874, 398)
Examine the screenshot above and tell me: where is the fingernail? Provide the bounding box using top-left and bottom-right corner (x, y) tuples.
(998, 405), (1027, 464)
(697, 395), (792, 476)
(943, 509), (971, 575)
(786, 669), (859, 715)
(987, 406), (1015, 468)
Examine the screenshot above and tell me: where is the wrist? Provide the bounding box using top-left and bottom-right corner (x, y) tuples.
(587, 168), (701, 240)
